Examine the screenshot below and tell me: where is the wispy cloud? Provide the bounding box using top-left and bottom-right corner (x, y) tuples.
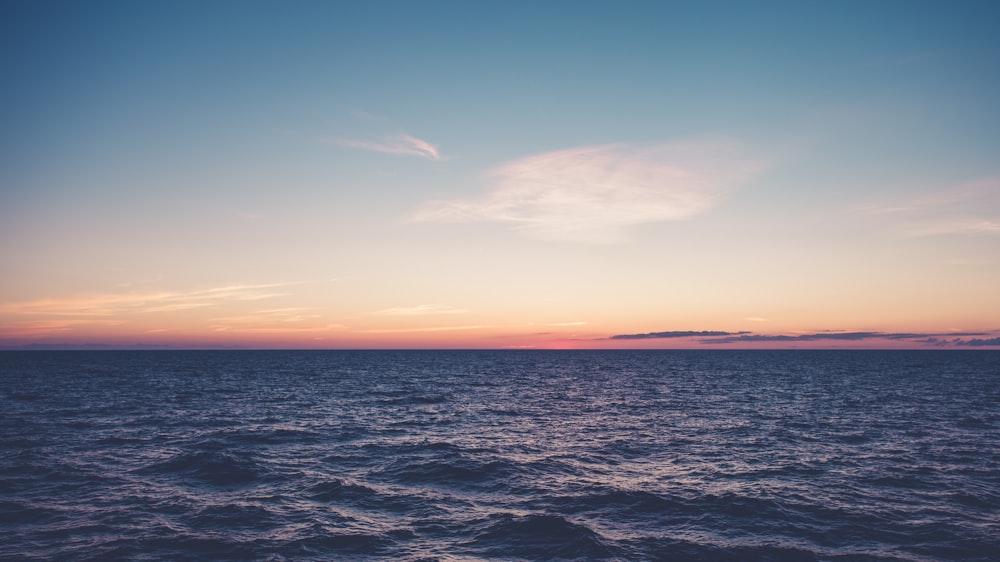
(208, 307), (321, 326)
(0, 283), (293, 318)
(861, 176), (1000, 238)
(371, 304), (468, 316)
(0, 319), (125, 337)
(610, 330), (746, 340)
(359, 324), (490, 334)
(410, 139), (765, 243)
(860, 177), (999, 214)
(330, 133), (443, 161)
(210, 323), (346, 334)
(899, 217), (1000, 237)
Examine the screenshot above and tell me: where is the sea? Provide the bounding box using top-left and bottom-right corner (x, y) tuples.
(1, 350), (998, 561)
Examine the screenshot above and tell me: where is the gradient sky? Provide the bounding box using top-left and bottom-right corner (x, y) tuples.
(2, 0), (999, 349)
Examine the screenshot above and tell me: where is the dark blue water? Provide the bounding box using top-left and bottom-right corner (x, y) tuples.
(1, 350), (998, 561)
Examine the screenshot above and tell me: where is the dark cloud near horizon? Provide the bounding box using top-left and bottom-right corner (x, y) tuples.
(609, 330), (747, 340)
(607, 329), (999, 345)
(957, 337), (1000, 346)
(883, 332), (989, 340)
(701, 332), (880, 343)
(700, 331), (997, 345)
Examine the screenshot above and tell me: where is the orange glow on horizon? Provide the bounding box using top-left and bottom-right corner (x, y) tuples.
(2, 323), (997, 350)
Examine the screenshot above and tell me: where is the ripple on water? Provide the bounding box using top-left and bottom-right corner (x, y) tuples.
(466, 513), (615, 559)
(1, 349), (998, 561)
(138, 450), (265, 487)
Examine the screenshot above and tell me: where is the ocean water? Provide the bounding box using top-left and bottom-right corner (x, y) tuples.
(1, 350), (998, 561)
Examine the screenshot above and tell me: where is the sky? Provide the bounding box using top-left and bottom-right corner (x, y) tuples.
(2, 0), (999, 349)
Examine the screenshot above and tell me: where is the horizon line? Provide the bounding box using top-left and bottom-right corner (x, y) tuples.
(3, 344), (998, 352)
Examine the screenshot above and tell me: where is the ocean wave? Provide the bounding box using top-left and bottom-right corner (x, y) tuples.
(138, 450), (265, 486)
(2, 349), (999, 561)
(466, 513), (615, 559)
(377, 456), (516, 490)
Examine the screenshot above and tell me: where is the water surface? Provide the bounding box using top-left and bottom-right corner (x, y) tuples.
(2, 350), (998, 560)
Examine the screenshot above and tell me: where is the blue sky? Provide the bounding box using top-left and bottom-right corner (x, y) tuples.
(2, 0), (998, 348)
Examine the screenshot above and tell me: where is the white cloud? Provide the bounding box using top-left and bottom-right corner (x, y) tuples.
(209, 323), (346, 334)
(900, 217), (1000, 237)
(0, 283), (293, 318)
(330, 133), (443, 161)
(208, 307), (320, 326)
(359, 325), (491, 334)
(371, 304), (468, 316)
(861, 176), (1000, 216)
(409, 139), (764, 242)
(862, 176), (1000, 238)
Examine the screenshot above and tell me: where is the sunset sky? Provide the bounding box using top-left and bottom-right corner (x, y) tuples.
(2, 0), (999, 349)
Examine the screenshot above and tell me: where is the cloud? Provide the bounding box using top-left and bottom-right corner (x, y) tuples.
(861, 176), (1000, 238)
(359, 325), (491, 334)
(0, 283), (292, 318)
(604, 328), (1000, 347)
(0, 319), (125, 337)
(331, 133), (443, 160)
(705, 331), (882, 343)
(210, 323), (346, 334)
(410, 139), (765, 242)
(899, 217), (1000, 237)
(862, 176), (1000, 215)
(0, 282), (347, 340)
(610, 330), (746, 340)
(371, 304), (468, 316)
(958, 337), (1000, 346)
(700, 331), (994, 344)
(208, 307), (321, 326)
